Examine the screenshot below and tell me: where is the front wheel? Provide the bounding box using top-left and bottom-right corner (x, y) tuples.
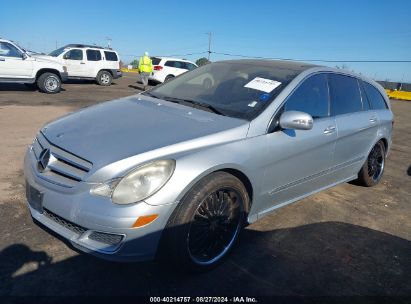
(163, 172), (249, 272)
(37, 72), (61, 94)
(356, 140), (386, 187)
(96, 70), (113, 86)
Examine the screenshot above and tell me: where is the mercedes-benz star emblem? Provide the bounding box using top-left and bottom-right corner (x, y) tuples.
(37, 148), (51, 172)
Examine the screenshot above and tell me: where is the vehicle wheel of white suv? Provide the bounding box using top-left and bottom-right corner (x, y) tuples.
(97, 70), (112, 86)
(163, 172), (249, 272)
(37, 72), (61, 94)
(164, 75), (174, 82)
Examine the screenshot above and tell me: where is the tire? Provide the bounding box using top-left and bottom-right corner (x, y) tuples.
(96, 70), (112, 86)
(162, 172), (249, 272)
(356, 140), (386, 187)
(37, 72), (61, 94)
(164, 75), (174, 82)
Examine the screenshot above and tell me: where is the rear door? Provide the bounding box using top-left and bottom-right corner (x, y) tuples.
(85, 49), (103, 77)
(258, 73), (337, 215)
(0, 41), (33, 78)
(329, 74), (379, 180)
(63, 49), (87, 77)
(103, 51), (119, 69)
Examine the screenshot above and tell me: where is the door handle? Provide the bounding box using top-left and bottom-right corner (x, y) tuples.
(0, 58), (5, 61)
(323, 126), (336, 134)
(80, 62), (85, 64)
(369, 117), (377, 123)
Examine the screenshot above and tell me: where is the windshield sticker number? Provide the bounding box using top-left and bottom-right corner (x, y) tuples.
(244, 77), (282, 93)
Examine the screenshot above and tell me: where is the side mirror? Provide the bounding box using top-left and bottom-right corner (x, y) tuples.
(22, 53), (28, 60)
(279, 111), (313, 130)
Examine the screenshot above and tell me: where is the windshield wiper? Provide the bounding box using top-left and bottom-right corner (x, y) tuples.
(161, 96), (225, 116)
(142, 91), (160, 99)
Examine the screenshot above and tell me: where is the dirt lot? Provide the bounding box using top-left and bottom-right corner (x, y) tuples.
(0, 74), (410, 297)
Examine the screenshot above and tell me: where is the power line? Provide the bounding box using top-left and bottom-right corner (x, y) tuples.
(211, 51), (411, 63)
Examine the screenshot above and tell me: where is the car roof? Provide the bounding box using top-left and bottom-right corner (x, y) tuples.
(153, 56), (196, 64)
(217, 59), (320, 73)
(63, 44), (117, 52)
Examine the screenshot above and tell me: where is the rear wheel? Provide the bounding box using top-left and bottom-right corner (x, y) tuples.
(356, 140), (386, 187)
(163, 172), (249, 272)
(37, 72), (61, 94)
(96, 70), (112, 86)
(164, 75), (174, 82)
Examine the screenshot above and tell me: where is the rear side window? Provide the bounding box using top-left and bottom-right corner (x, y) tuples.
(104, 51), (118, 61)
(164, 61), (175, 67)
(284, 73), (329, 119)
(64, 49), (83, 60)
(151, 57), (161, 65)
(86, 49), (102, 61)
(329, 74), (362, 116)
(363, 81), (388, 110)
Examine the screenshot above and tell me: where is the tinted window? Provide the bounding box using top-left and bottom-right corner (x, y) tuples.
(363, 81), (388, 110)
(0, 42), (22, 57)
(86, 49), (102, 61)
(49, 47), (66, 57)
(151, 57), (161, 65)
(182, 62), (197, 71)
(359, 81), (371, 110)
(64, 49), (83, 60)
(164, 61), (175, 67)
(104, 51), (118, 61)
(284, 74), (329, 119)
(329, 74), (362, 116)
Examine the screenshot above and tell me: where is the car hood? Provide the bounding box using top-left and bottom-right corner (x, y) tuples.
(41, 95), (249, 169)
(31, 54), (61, 64)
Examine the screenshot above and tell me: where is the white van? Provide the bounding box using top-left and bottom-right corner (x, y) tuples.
(48, 44), (122, 85)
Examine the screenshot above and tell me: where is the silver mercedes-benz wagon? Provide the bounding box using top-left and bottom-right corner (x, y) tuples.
(25, 60), (393, 271)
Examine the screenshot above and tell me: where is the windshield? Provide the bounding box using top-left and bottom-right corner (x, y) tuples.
(147, 61), (301, 120)
(49, 47), (66, 57)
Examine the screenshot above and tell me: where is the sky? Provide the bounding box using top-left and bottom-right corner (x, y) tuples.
(1, 0), (410, 82)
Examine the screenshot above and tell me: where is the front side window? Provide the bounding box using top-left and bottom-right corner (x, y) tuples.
(0, 42), (22, 57)
(104, 51), (118, 61)
(363, 81), (388, 110)
(86, 49), (102, 61)
(284, 74), (329, 119)
(329, 74), (363, 116)
(64, 49), (83, 60)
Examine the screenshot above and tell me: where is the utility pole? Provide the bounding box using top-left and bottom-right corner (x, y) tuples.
(206, 32), (212, 60)
(106, 37), (112, 49)
(55, 40), (58, 49)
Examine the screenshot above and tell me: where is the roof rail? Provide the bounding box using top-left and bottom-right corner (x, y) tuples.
(64, 44), (107, 49)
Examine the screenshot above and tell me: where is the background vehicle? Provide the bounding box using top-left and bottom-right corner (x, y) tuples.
(0, 38), (68, 93)
(48, 44), (122, 86)
(148, 57), (197, 83)
(25, 60), (393, 271)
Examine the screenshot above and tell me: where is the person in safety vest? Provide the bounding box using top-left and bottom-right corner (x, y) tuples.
(138, 51), (153, 90)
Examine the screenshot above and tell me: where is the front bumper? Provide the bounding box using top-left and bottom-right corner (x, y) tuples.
(24, 148), (178, 262)
(59, 72), (69, 82)
(110, 69), (122, 79)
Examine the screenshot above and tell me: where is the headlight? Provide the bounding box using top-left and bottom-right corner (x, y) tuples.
(90, 160), (175, 205)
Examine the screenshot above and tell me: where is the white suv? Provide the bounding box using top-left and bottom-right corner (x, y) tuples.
(148, 57), (197, 83)
(0, 38), (68, 93)
(48, 44), (122, 86)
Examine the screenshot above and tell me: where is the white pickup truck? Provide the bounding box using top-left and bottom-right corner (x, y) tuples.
(0, 38), (68, 93)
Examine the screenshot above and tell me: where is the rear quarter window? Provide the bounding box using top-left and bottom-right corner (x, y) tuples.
(363, 81), (388, 110)
(329, 74), (363, 116)
(104, 51), (118, 61)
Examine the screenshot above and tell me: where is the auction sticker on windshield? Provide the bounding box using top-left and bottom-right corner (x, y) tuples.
(244, 77), (282, 93)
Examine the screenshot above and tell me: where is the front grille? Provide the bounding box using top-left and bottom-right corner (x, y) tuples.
(32, 132), (92, 188)
(89, 231), (124, 246)
(43, 208), (86, 235)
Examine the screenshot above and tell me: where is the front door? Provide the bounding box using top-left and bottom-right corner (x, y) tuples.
(63, 49), (87, 77)
(255, 73), (337, 217)
(0, 41), (33, 78)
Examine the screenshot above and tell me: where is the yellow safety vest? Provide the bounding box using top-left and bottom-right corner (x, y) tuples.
(138, 55), (153, 73)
